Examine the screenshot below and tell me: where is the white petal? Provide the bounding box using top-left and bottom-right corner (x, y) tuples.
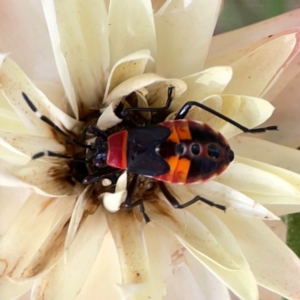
(177, 179), (278, 219)
(0, 57), (80, 136)
(104, 73), (166, 104)
(33, 207), (108, 299)
(165, 258), (230, 300)
(97, 102), (123, 130)
(105, 209), (149, 284)
(218, 95), (275, 139)
(0, 194), (75, 279)
(222, 31), (300, 97)
(64, 185), (94, 253)
(33, 80), (73, 117)
(74, 232), (122, 300)
(155, 0), (222, 77)
(0, 159), (79, 196)
(0, 132), (64, 159)
(0, 277), (32, 299)
(184, 251), (231, 300)
(208, 9), (300, 59)
(42, 0), (109, 118)
(222, 213), (300, 300)
(215, 157), (300, 208)
(144, 78), (187, 107)
(0, 58), (52, 137)
(132, 224), (175, 299)
(0, 107), (31, 135)
(0, 186), (31, 237)
(181, 240), (258, 300)
(104, 50), (153, 100)
(146, 199), (243, 270)
(256, 73), (300, 148)
(263, 50), (300, 102)
(98, 74), (183, 129)
(170, 66), (232, 112)
(230, 136), (300, 173)
(108, 0), (156, 68)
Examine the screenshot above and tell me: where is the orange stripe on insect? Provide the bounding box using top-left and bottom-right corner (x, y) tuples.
(160, 121), (179, 144)
(173, 157), (191, 183)
(155, 154), (179, 182)
(174, 119), (192, 140)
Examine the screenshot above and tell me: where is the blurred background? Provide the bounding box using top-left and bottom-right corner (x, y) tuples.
(215, 0), (300, 34)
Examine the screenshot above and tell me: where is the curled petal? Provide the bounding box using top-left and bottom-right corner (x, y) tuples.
(170, 66), (233, 112)
(97, 102), (123, 130)
(103, 172), (127, 213)
(99, 74), (186, 129)
(217, 95), (275, 139)
(104, 73), (166, 104)
(104, 50), (153, 100)
(144, 78), (187, 107)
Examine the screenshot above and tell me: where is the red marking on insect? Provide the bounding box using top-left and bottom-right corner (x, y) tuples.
(107, 119), (234, 185)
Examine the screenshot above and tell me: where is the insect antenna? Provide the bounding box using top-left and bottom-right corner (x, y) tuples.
(175, 100), (278, 133)
(32, 150), (89, 164)
(22, 92), (91, 149)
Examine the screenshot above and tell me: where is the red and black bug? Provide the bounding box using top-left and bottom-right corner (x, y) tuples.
(22, 87), (277, 222)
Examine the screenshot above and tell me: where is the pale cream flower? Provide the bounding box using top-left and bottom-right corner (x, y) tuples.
(1, 1), (300, 300)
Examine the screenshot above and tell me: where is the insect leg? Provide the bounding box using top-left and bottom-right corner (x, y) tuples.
(120, 86), (174, 120)
(158, 182), (226, 211)
(80, 125), (108, 141)
(175, 100), (278, 133)
(22, 92), (91, 148)
(122, 173), (151, 223)
(82, 167), (123, 185)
